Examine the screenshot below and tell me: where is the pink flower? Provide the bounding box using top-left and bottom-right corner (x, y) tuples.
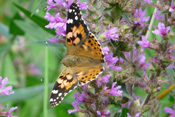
(103, 82), (122, 97)
(137, 36), (150, 49)
(45, 12), (67, 37)
(134, 8), (150, 26)
(152, 22), (170, 37)
(97, 110), (110, 117)
(0, 76), (14, 95)
(144, 0), (152, 4)
(154, 10), (164, 20)
(105, 52), (122, 71)
(68, 91), (86, 114)
(96, 74), (111, 85)
(106, 25), (119, 41)
(169, 1), (175, 12)
(102, 46), (109, 54)
(45, 0), (88, 41)
(48, 37), (59, 43)
(138, 54), (149, 70)
(5, 105), (18, 117)
(127, 112), (141, 117)
(164, 107), (175, 117)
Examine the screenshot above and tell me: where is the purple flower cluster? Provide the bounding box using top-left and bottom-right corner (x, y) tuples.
(68, 75), (123, 116)
(0, 76), (14, 95)
(103, 46), (122, 71)
(45, 0), (175, 116)
(124, 50), (149, 70)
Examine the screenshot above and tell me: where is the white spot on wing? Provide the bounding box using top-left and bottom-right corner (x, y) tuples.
(67, 19), (73, 24)
(58, 93), (62, 97)
(52, 90), (58, 94)
(69, 9), (72, 13)
(75, 16), (78, 20)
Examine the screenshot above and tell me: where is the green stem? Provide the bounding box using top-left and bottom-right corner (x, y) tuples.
(44, 44), (48, 117)
(145, 5), (157, 39)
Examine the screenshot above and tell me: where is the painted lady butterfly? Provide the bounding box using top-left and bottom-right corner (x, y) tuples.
(50, 3), (105, 107)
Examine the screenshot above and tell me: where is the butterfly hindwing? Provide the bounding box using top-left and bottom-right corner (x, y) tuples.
(50, 68), (78, 107)
(72, 65), (104, 85)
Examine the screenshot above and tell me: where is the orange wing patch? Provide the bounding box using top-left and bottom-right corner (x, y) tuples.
(75, 65), (104, 85)
(82, 33), (105, 62)
(66, 24), (87, 46)
(56, 73), (77, 90)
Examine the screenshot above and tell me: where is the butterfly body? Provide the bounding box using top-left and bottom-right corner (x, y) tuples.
(50, 3), (105, 107)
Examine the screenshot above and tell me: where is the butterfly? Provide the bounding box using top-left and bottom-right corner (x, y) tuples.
(50, 3), (105, 107)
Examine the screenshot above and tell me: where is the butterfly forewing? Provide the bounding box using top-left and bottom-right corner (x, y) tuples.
(76, 33), (105, 63)
(66, 3), (89, 54)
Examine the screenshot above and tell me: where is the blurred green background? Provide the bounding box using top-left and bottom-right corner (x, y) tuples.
(0, 0), (77, 116)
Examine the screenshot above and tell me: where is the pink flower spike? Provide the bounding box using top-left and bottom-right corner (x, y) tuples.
(137, 36), (150, 49)
(5, 105), (18, 117)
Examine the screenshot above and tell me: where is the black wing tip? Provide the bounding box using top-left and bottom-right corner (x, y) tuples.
(70, 2), (79, 8)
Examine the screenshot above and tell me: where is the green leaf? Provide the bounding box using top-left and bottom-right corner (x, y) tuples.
(9, 13), (25, 36)
(13, 3), (56, 35)
(121, 108), (129, 117)
(133, 71), (142, 77)
(14, 20), (52, 41)
(26, 40), (64, 47)
(0, 83), (53, 103)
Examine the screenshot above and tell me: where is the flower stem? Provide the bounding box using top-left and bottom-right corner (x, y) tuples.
(44, 44), (48, 117)
(145, 4), (157, 39)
